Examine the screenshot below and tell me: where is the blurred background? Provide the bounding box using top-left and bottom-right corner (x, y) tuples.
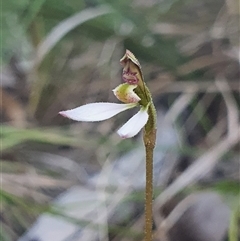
(1, 0), (240, 241)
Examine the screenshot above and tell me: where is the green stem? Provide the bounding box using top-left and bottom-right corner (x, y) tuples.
(143, 103), (157, 241)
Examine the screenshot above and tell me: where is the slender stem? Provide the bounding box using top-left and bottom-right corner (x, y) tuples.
(144, 127), (156, 241)
(144, 141), (154, 241)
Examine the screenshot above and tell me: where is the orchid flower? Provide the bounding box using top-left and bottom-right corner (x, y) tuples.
(59, 83), (149, 138)
(59, 50), (157, 240)
(59, 50), (156, 139)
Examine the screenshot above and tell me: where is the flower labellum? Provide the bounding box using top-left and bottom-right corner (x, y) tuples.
(113, 83), (140, 103)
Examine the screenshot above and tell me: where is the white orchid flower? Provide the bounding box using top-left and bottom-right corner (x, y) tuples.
(59, 83), (149, 138)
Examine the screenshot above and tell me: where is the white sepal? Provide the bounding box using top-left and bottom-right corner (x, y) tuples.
(59, 102), (137, 122)
(117, 108), (149, 138)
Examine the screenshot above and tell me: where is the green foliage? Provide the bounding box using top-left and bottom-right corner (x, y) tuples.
(229, 208), (240, 241)
(0, 125), (94, 151)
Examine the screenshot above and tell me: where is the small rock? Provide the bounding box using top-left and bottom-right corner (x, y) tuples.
(167, 192), (230, 241)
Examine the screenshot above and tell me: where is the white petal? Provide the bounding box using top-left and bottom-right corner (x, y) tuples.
(117, 108), (149, 138)
(59, 102), (137, 122)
